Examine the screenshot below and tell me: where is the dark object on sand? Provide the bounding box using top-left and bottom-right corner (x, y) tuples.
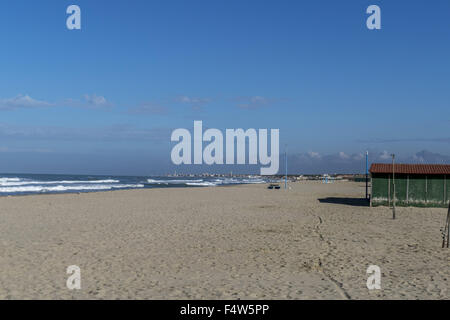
(442, 202), (450, 248)
(267, 184), (281, 190)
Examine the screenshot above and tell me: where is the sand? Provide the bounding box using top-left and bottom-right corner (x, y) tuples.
(0, 181), (448, 300)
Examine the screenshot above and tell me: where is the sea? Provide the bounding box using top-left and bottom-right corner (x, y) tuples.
(0, 174), (268, 196)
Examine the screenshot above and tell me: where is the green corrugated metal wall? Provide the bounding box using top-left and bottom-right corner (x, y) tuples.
(371, 174), (449, 207)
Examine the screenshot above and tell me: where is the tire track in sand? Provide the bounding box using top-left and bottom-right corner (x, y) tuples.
(313, 214), (351, 300)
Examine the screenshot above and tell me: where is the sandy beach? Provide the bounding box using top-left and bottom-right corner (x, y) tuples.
(0, 181), (448, 300)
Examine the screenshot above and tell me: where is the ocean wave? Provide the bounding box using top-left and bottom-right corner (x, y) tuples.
(0, 175), (267, 195)
(0, 177), (22, 184)
(0, 179), (120, 187)
(147, 179), (204, 184)
(240, 179), (265, 184)
(185, 181), (218, 186)
(0, 184), (144, 194)
(146, 178), (265, 186)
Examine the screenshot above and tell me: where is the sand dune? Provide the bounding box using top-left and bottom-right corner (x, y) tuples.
(0, 181), (448, 299)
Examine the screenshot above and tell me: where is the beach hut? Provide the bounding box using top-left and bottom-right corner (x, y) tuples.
(370, 164), (450, 207)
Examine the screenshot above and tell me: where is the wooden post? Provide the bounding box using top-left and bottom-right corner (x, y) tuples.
(447, 203), (450, 248)
(443, 202), (450, 248)
(388, 175), (391, 207)
(406, 175), (409, 205)
(444, 175), (446, 205)
(366, 151), (369, 200)
(392, 154), (396, 220)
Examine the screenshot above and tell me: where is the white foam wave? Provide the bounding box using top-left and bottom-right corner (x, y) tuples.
(147, 177), (266, 187)
(0, 184), (144, 194)
(186, 181), (218, 186)
(0, 179), (120, 187)
(0, 178), (22, 183)
(241, 179), (265, 184)
(147, 179), (204, 184)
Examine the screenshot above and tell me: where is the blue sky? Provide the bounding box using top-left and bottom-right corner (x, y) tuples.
(0, 0), (449, 175)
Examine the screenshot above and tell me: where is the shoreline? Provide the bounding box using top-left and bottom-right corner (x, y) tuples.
(0, 181), (261, 198)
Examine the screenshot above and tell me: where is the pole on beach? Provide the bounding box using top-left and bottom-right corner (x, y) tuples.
(285, 145), (287, 190)
(447, 205), (450, 248)
(365, 151), (369, 200)
(443, 202), (450, 248)
(391, 154), (396, 220)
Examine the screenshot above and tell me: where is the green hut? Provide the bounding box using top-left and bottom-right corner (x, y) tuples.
(370, 164), (450, 208)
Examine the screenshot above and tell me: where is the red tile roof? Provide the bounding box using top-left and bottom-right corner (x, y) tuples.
(370, 163), (450, 175)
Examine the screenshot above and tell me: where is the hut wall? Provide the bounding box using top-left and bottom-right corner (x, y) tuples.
(371, 174), (449, 207)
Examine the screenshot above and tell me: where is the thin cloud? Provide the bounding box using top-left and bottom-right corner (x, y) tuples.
(339, 151), (350, 160)
(175, 96), (211, 105)
(0, 146), (53, 153)
(379, 150), (391, 160)
(63, 94), (112, 109)
(0, 94), (113, 111)
(410, 150), (450, 164)
(0, 94), (53, 110)
(307, 151), (321, 159)
(127, 102), (169, 115)
(83, 94), (111, 108)
(233, 96), (286, 110)
(287, 150), (450, 174)
(0, 123), (170, 142)
(236, 96), (269, 110)
(357, 137), (450, 144)
(175, 95), (212, 112)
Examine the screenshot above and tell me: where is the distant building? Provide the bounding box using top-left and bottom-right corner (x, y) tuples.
(370, 164), (450, 207)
